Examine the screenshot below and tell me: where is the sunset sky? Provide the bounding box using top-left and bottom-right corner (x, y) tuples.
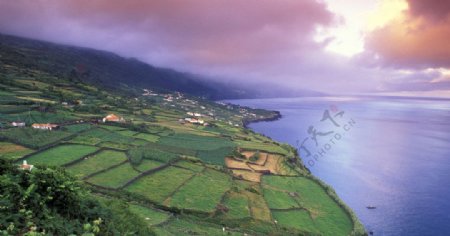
(1, 0), (449, 97)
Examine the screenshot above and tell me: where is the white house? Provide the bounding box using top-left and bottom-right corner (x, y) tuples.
(20, 160), (34, 171)
(32, 123), (59, 130)
(11, 121), (25, 127)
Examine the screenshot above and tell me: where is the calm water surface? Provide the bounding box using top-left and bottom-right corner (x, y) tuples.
(228, 97), (450, 236)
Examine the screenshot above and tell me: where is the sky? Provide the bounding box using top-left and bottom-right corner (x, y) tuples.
(0, 0), (449, 97)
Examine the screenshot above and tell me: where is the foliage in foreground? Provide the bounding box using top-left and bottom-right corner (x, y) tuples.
(0, 158), (153, 235)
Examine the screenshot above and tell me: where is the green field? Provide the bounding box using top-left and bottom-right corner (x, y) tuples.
(196, 146), (234, 165)
(128, 204), (170, 226)
(86, 163), (140, 189)
(79, 128), (134, 144)
(135, 159), (164, 172)
(66, 150), (127, 178)
(155, 217), (244, 236)
(272, 210), (318, 234)
(158, 133), (235, 151)
(234, 140), (288, 155)
(99, 125), (125, 131)
(25, 144), (98, 166)
(262, 176), (353, 235)
(222, 192), (251, 219)
(0, 128), (72, 148)
(172, 160), (204, 172)
(168, 168), (232, 212)
(129, 146), (179, 163)
(125, 166), (194, 203)
(64, 123), (92, 133)
(134, 133), (160, 142)
(117, 130), (138, 137)
(0, 141), (34, 160)
(262, 187), (299, 209)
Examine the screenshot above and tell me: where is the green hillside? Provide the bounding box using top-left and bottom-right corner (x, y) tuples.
(0, 36), (365, 235)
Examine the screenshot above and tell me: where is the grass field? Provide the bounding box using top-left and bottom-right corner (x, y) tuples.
(125, 166), (194, 203)
(242, 186), (272, 222)
(117, 130), (138, 137)
(66, 150), (127, 178)
(80, 128), (134, 144)
(262, 187), (299, 209)
(134, 133), (160, 142)
(86, 163), (140, 189)
(128, 204), (170, 226)
(0, 128), (72, 148)
(135, 147), (179, 163)
(222, 192), (251, 219)
(271, 210), (318, 234)
(0, 141), (34, 160)
(234, 140), (288, 155)
(63, 124), (92, 133)
(144, 141), (197, 156)
(134, 159), (165, 172)
(196, 146), (235, 165)
(158, 133), (235, 151)
(25, 144), (98, 166)
(167, 168), (232, 212)
(99, 125), (125, 131)
(68, 135), (102, 145)
(172, 160), (204, 172)
(155, 217), (244, 236)
(262, 176), (353, 235)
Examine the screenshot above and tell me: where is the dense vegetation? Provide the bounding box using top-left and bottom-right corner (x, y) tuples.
(0, 158), (153, 235)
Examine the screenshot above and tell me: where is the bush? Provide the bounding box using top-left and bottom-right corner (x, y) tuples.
(0, 158), (154, 235)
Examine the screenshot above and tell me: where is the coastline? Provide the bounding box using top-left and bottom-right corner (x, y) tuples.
(242, 110), (282, 128)
(238, 105), (367, 236)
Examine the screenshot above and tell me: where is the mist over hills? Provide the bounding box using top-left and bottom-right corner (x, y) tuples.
(0, 33), (322, 99)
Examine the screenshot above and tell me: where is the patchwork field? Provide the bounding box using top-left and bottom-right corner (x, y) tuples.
(172, 160), (204, 172)
(0, 69), (361, 235)
(262, 176), (353, 235)
(222, 192), (251, 219)
(0, 128), (73, 148)
(134, 133), (160, 142)
(25, 144), (98, 166)
(134, 159), (165, 172)
(86, 163), (140, 189)
(128, 204), (171, 226)
(167, 168), (232, 212)
(125, 166), (194, 203)
(0, 141), (33, 160)
(66, 150), (127, 178)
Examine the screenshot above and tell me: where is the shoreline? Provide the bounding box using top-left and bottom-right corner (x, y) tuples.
(236, 103), (367, 236)
(242, 110), (282, 128)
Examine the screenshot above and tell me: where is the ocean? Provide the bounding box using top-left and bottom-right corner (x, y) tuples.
(228, 96), (450, 236)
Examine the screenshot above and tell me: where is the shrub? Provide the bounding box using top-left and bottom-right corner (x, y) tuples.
(0, 158), (154, 235)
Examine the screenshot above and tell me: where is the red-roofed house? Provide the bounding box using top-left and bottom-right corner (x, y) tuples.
(102, 114), (124, 123)
(20, 160), (34, 171)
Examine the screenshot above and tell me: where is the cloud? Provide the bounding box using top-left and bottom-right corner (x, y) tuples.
(0, 0), (334, 69)
(364, 0), (450, 69)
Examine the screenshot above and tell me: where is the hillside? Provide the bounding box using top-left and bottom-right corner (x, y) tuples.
(0, 33), (246, 99)
(0, 38), (365, 235)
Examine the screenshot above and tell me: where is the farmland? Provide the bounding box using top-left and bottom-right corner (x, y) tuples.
(167, 168), (232, 212)
(0, 141), (33, 159)
(0, 54), (362, 235)
(86, 163), (140, 189)
(24, 144), (98, 166)
(125, 166), (194, 203)
(66, 150), (127, 178)
(0, 128), (73, 148)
